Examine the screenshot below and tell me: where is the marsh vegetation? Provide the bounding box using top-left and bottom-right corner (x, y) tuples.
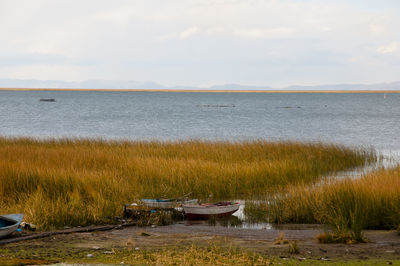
(0, 137), (375, 229)
(267, 166), (400, 241)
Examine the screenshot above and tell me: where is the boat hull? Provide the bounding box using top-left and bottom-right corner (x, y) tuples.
(185, 209), (238, 220)
(183, 203), (240, 220)
(0, 214), (24, 238)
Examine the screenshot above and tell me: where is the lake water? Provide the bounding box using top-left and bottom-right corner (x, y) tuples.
(0, 90), (399, 157)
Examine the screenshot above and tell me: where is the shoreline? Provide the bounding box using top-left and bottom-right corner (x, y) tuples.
(2, 223), (400, 264)
(1, 87), (400, 93)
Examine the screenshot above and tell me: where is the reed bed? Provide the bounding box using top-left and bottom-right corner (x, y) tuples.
(268, 166), (400, 240)
(103, 245), (272, 265)
(0, 137), (375, 229)
(0, 244), (273, 265)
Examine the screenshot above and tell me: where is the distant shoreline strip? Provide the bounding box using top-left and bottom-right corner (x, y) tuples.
(0, 88), (399, 93)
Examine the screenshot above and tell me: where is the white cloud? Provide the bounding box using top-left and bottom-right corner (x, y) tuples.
(0, 0), (399, 86)
(0, 64), (88, 81)
(320, 26), (333, 32)
(92, 8), (136, 26)
(377, 42), (400, 54)
(164, 26), (294, 40)
(179, 27), (201, 39)
(206, 27), (225, 35)
(370, 23), (387, 35)
(233, 27), (294, 39)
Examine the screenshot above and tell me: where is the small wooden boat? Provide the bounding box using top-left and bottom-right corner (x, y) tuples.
(0, 214), (24, 238)
(123, 198), (197, 219)
(182, 202), (240, 220)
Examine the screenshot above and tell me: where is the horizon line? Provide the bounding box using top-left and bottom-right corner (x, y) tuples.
(1, 88), (400, 93)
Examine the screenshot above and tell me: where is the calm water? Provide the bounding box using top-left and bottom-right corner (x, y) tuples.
(0, 90), (399, 156)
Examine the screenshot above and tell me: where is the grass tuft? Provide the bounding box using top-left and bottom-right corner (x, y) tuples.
(288, 241), (300, 254)
(315, 232), (367, 244)
(274, 232), (289, 245)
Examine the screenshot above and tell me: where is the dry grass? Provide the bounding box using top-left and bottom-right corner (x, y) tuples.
(0, 243), (272, 265)
(0, 137), (375, 229)
(243, 201), (268, 223)
(105, 245), (272, 265)
(288, 241), (300, 254)
(315, 232), (366, 244)
(268, 166), (400, 240)
(273, 232), (289, 245)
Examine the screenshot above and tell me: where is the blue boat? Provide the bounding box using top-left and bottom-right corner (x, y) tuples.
(0, 214), (24, 238)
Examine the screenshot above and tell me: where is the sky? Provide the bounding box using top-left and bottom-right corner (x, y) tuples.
(0, 0), (399, 87)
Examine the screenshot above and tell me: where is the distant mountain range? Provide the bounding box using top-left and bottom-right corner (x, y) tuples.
(0, 79), (399, 91)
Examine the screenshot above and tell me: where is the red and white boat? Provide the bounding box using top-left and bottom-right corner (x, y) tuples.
(182, 202), (240, 220)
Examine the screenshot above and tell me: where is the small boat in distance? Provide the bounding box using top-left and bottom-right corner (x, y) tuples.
(0, 214), (24, 238)
(39, 98), (56, 102)
(182, 202), (240, 220)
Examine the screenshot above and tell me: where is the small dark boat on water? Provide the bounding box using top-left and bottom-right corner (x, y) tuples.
(39, 98), (56, 102)
(0, 214), (24, 238)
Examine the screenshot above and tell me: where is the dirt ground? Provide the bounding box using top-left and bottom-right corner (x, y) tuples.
(1, 222), (400, 264)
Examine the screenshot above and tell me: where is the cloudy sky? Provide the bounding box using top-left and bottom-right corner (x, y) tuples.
(0, 0), (399, 87)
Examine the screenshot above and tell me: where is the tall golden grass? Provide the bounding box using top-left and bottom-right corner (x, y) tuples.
(268, 166), (400, 239)
(0, 137), (375, 229)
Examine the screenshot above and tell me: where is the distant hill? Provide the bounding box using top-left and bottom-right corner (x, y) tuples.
(0, 79), (399, 91)
(285, 82), (400, 91)
(0, 79), (168, 90)
(208, 83), (273, 90)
